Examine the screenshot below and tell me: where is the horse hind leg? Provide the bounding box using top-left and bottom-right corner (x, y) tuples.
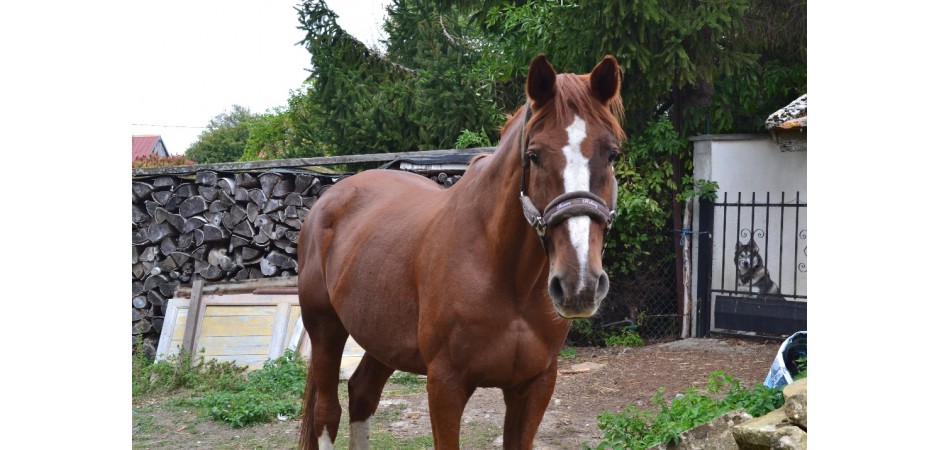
(298, 310), (349, 450)
(347, 353), (395, 450)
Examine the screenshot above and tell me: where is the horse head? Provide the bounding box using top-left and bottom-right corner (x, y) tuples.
(518, 54), (626, 318)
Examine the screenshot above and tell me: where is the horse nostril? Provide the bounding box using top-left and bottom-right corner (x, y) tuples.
(595, 271), (610, 301)
(548, 275), (565, 303)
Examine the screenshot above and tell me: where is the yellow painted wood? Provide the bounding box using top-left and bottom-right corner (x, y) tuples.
(203, 305), (278, 316)
(200, 315), (275, 336)
(171, 310), (188, 340)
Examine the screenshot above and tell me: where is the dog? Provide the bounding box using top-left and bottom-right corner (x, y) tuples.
(734, 239), (780, 296)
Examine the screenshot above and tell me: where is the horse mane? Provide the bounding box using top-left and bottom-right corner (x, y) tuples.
(501, 73), (626, 143)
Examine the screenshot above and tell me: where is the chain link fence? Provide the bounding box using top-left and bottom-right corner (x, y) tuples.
(566, 239), (680, 346)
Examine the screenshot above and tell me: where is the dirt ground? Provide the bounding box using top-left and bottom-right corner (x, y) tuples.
(132, 337), (780, 449)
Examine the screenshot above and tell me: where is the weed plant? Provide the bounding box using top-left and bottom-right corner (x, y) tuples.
(592, 370), (783, 449)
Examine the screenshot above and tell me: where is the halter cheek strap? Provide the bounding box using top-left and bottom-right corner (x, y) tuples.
(517, 102), (618, 249)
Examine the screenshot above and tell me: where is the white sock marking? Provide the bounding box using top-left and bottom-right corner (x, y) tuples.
(349, 417), (371, 450)
(561, 116), (591, 292)
(318, 427), (333, 450)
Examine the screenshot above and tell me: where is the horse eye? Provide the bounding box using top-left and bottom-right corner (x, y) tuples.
(527, 152), (540, 165)
(608, 149), (620, 163)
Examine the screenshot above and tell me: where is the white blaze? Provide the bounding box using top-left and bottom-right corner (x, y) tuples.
(349, 417), (371, 450)
(561, 116), (591, 292)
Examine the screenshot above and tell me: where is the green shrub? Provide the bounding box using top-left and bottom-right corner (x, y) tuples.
(604, 329), (644, 348)
(593, 371), (783, 449)
(195, 349), (308, 428)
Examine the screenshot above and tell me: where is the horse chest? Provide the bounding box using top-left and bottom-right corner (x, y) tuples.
(446, 317), (558, 385)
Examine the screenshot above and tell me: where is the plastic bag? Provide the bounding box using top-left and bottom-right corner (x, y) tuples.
(763, 331), (807, 388)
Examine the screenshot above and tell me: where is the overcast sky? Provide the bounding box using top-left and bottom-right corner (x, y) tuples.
(131, 0), (391, 155)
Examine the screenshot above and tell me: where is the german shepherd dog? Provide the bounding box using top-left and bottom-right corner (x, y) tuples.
(734, 239), (780, 296)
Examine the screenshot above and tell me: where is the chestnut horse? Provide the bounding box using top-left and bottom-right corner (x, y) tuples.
(297, 54), (626, 449)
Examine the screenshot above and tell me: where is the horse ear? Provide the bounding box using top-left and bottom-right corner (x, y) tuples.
(590, 55), (621, 105)
(526, 53), (556, 108)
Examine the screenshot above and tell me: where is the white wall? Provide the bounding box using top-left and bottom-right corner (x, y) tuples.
(690, 135), (807, 335)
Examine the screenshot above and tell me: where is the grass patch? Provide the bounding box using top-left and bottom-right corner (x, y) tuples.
(591, 370), (784, 449)
(559, 347), (577, 359)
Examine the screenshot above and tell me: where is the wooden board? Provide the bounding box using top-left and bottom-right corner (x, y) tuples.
(156, 291), (364, 376)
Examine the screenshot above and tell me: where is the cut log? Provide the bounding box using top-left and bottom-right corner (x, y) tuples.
(263, 198), (284, 214)
(229, 204), (247, 224)
(236, 172), (259, 188)
(132, 204), (149, 224)
(259, 172), (281, 197)
(241, 246), (263, 264)
(168, 251), (190, 268)
(153, 176), (177, 189)
(255, 215), (275, 237)
(143, 274), (168, 292)
(265, 250), (292, 268)
(209, 199), (228, 214)
(284, 204), (299, 218)
(198, 185), (219, 202)
(285, 230), (300, 243)
(132, 181), (154, 201)
(252, 232), (271, 246)
(132, 318), (153, 335)
(132, 308), (148, 321)
(273, 224), (289, 240)
(132, 281), (145, 297)
(163, 194), (182, 212)
(303, 195), (317, 208)
(220, 209), (237, 231)
(218, 190), (235, 207)
(249, 267), (263, 279)
(159, 279), (181, 297)
(152, 317), (164, 332)
(132, 295), (148, 309)
(159, 236), (178, 256)
(294, 174), (313, 194)
(191, 245), (209, 262)
(272, 178), (295, 197)
(196, 170), (218, 186)
(154, 208), (184, 231)
(234, 186), (250, 202)
(138, 245), (158, 262)
(144, 200), (160, 217)
(206, 212), (224, 228)
(179, 196), (208, 218)
(246, 202), (260, 223)
(308, 178), (322, 196)
(219, 255), (236, 272)
(217, 177), (236, 195)
(175, 183), (199, 198)
(147, 289), (166, 306)
(235, 269), (249, 280)
(247, 189), (267, 207)
(229, 235), (250, 250)
(132, 263), (146, 280)
(147, 222), (178, 243)
(200, 264), (224, 280)
(182, 216), (208, 233)
(232, 220), (255, 239)
(176, 232), (194, 251)
(152, 190), (173, 205)
(197, 224), (226, 244)
(284, 217), (303, 230)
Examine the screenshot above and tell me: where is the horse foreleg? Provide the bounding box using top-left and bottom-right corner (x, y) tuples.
(501, 360), (558, 450)
(299, 316), (349, 450)
(347, 353), (395, 450)
(426, 366), (475, 449)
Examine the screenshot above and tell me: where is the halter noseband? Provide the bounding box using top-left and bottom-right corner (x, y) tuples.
(517, 102), (618, 250)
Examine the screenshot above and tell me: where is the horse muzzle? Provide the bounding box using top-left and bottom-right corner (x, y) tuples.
(547, 268), (610, 318)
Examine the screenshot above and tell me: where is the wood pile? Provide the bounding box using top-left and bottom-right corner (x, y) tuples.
(131, 166), (463, 358)
(131, 169), (341, 357)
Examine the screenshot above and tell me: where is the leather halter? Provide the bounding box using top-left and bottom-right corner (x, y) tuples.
(517, 103), (618, 250)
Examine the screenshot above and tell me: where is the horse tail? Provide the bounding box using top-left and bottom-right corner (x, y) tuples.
(298, 337), (318, 450)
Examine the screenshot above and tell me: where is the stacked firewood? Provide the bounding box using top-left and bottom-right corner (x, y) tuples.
(131, 169), (340, 357)
(131, 166), (465, 357)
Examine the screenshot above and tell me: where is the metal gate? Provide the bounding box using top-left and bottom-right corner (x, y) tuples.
(695, 192), (807, 338)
